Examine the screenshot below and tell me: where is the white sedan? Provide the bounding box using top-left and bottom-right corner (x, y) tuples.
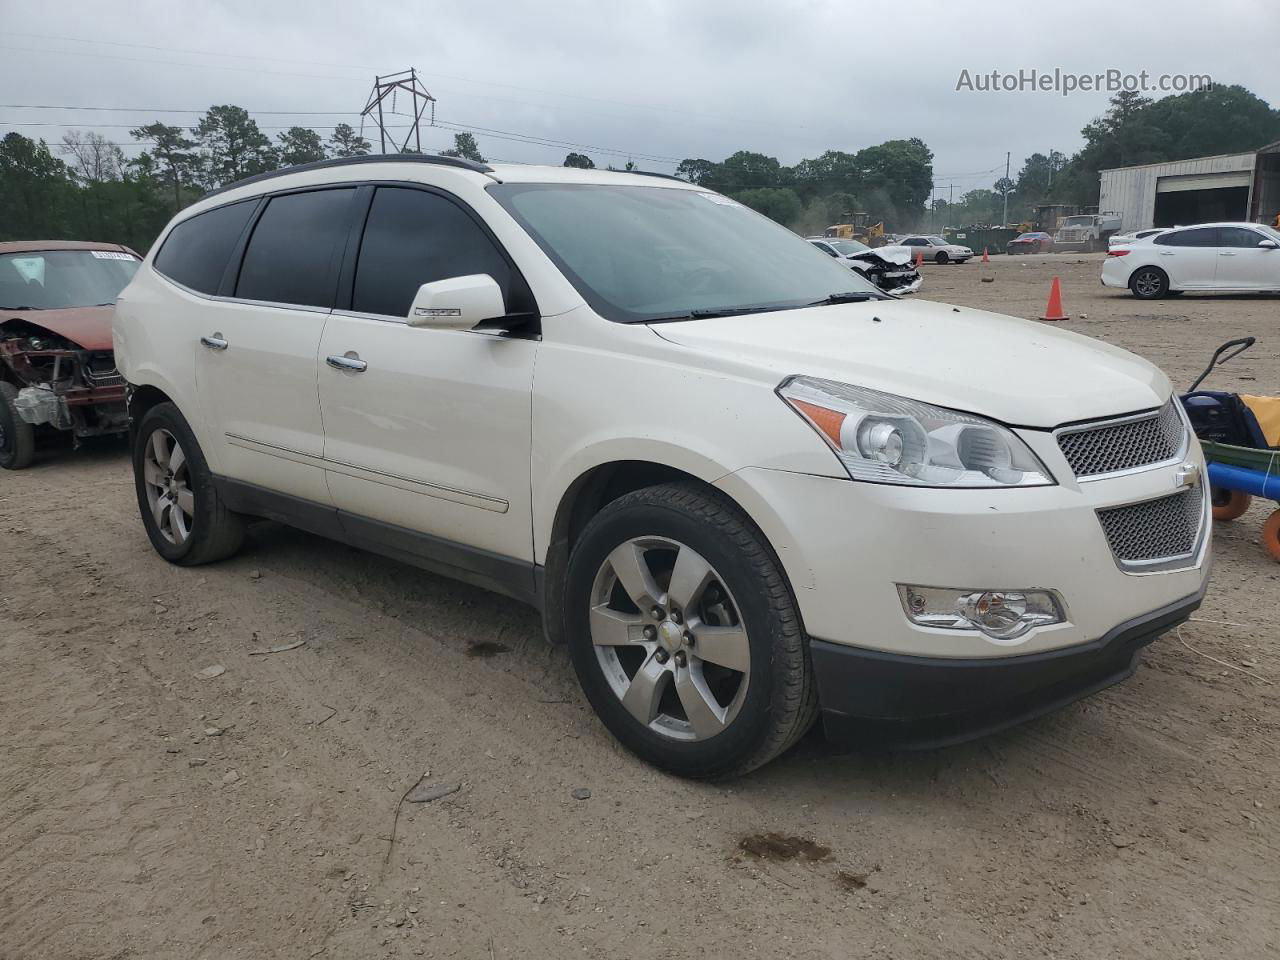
(897, 234), (973, 264)
(1102, 222), (1280, 299)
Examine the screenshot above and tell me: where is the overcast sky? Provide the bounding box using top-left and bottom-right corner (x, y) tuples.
(3, 0), (1277, 198)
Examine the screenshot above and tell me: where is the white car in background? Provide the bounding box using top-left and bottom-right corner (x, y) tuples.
(1103, 222), (1280, 299)
(897, 234), (973, 264)
(806, 237), (922, 294)
(1108, 228), (1167, 247)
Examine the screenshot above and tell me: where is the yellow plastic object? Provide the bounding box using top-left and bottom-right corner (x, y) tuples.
(1241, 395), (1280, 448)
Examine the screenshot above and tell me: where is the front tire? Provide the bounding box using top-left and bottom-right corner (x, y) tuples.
(564, 483), (816, 779)
(935, 251), (949, 264)
(133, 402), (244, 565)
(0, 382), (35, 470)
(1130, 266), (1169, 300)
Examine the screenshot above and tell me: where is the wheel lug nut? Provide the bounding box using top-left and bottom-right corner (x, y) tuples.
(674, 651), (687, 668)
(643, 625), (657, 640)
(654, 649), (669, 664)
(683, 632), (694, 646)
(670, 609), (682, 625)
(650, 606), (664, 620)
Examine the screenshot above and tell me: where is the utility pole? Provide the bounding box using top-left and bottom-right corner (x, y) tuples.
(361, 68), (436, 154)
(1001, 151), (1010, 226)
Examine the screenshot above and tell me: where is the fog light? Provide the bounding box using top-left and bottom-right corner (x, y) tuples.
(897, 585), (1065, 642)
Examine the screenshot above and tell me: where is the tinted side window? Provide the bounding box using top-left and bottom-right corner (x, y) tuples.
(352, 187), (521, 317)
(154, 200), (256, 294)
(1155, 228), (1219, 247)
(902, 237), (924, 245)
(1220, 227), (1266, 248)
(236, 188), (355, 308)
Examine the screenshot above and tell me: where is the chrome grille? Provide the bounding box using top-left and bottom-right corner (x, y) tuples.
(1057, 400), (1184, 478)
(1096, 486), (1204, 566)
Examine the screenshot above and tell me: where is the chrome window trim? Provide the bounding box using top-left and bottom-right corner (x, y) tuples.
(1054, 400), (1189, 483)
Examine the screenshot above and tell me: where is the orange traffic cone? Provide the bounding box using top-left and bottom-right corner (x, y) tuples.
(914, 251), (924, 268)
(1040, 276), (1069, 321)
(981, 247), (990, 263)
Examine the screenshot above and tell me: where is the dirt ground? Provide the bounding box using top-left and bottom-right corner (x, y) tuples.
(2, 253), (1277, 960)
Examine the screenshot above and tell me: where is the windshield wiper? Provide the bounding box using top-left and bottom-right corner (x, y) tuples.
(1, 305), (41, 311)
(809, 291), (886, 305)
(645, 303), (802, 322)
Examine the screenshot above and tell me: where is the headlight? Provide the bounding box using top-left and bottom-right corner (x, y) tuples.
(778, 376), (1054, 487)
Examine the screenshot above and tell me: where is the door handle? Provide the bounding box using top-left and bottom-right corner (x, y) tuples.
(1219, 252), (1236, 256)
(326, 354), (368, 373)
(200, 334), (228, 350)
(1159, 251), (1175, 256)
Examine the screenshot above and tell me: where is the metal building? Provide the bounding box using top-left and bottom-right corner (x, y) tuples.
(1098, 151), (1258, 232)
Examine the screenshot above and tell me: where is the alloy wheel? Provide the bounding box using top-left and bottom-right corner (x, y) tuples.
(1134, 270), (1163, 297)
(589, 537), (750, 742)
(142, 428), (194, 544)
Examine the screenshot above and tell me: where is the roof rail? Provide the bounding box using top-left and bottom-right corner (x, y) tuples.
(625, 170), (690, 184)
(200, 153), (495, 200)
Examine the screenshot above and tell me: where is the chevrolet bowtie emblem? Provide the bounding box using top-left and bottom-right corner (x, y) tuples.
(1174, 462), (1201, 489)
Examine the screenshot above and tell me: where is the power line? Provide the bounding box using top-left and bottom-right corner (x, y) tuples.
(2, 31), (808, 134)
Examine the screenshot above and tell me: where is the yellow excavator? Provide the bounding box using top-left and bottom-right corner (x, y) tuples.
(824, 212), (886, 247)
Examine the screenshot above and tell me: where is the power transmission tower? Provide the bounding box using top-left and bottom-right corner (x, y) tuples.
(361, 68), (436, 154)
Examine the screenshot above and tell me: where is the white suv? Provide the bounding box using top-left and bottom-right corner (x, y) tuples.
(114, 156), (1211, 777)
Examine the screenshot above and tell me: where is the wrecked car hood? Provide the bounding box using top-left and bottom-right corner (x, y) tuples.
(0, 306), (114, 351)
(652, 298), (1170, 428)
(849, 244), (913, 266)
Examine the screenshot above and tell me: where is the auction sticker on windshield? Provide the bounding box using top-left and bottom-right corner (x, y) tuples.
(90, 251), (139, 261)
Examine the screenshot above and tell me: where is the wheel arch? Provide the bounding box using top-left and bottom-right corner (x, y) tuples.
(539, 458), (802, 646)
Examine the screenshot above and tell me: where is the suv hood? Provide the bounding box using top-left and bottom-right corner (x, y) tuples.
(0, 306), (114, 351)
(651, 299), (1169, 428)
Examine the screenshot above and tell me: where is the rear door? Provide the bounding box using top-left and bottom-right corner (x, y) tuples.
(1215, 226), (1280, 290)
(1152, 227), (1220, 288)
(317, 184), (539, 577)
(194, 186), (359, 504)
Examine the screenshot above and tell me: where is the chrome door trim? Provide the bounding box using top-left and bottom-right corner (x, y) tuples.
(224, 432), (508, 514)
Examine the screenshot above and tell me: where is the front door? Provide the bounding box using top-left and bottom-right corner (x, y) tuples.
(195, 186), (358, 504)
(1215, 226), (1280, 290)
(317, 185), (539, 574)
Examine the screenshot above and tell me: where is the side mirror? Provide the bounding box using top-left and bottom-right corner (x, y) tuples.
(1259, 239), (1278, 249)
(407, 275), (505, 330)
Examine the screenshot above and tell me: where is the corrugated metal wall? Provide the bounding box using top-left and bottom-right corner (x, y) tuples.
(1098, 153), (1255, 231)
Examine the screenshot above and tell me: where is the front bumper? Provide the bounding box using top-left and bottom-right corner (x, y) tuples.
(714, 436), (1212, 744)
(810, 585), (1204, 747)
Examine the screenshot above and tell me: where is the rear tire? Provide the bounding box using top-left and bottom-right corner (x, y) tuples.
(1211, 488), (1252, 522)
(0, 382), (35, 470)
(133, 402), (244, 565)
(1129, 266), (1169, 300)
(564, 482), (816, 779)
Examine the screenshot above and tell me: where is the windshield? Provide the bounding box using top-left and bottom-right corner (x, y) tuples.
(827, 239), (871, 255)
(0, 249), (140, 310)
(926, 236), (947, 245)
(1062, 216), (1093, 227)
(1258, 224), (1280, 243)
(488, 183), (881, 322)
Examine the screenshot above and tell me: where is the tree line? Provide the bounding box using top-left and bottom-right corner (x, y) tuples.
(3, 84), (1277, 252)
(936, 84), (1280, 229)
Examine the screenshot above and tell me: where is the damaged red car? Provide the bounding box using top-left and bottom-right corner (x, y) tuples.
(0, 240), (140, 469)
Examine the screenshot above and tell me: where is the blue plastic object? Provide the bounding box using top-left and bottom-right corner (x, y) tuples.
(1207, 461), (1280, 501)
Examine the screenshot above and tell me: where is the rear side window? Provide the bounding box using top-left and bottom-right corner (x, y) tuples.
(1155, 228), (1219, 247)
(352, 187), (523, 317)
(154, 200), (256, 294)
(236, 188), (355, 308)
